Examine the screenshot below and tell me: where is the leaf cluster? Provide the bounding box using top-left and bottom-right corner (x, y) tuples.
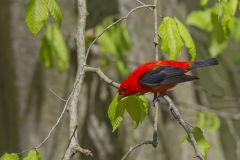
(0, 150), (41, 160)
(187, 0), (239, 57)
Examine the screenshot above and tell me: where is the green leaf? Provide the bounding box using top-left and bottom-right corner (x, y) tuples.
(108, 94), (148, 131)
(209, 15), (228, 57)
(158, 17), (184, 60)
(174, 18), (196, 61)
(40, 24), (54, 68)
(108, 93), (127, 132)
(23, 150), (41, 160)
(187, 127), (210, 158)
(221, 0), (238, 36)
(52, 25), (69, 71)
(200, 0), (209, 7)
(186, 9), (213, 32)
(0, 153), (19, 160)
(125, 95), (148, 128)
(25, 0), (49, 36)
(197, 112), (220, 131)
(40, 24), (69, 71)
(47, 0), (62, 27)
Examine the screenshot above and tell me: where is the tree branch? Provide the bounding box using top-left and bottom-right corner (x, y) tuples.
(162, 95), (204, 160)
(151, 0), (159, 148)
(62, 0), (92, 159)
(84, 66), (120, 88)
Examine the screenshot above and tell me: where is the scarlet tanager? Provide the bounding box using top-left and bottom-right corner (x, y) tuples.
(118, 58), (218, 100)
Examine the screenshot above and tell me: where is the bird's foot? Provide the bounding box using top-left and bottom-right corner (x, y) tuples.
(152, 93), (166, 105)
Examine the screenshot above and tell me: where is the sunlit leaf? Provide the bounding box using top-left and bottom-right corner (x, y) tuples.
(23, 150), (41, 160)
(158, 17), (184, 60)
(174, 18), (196, 61)
(0, 153), (19, 160)
(221, 0), (238, 36)
(47, 0), (62, 27)
(25, 0), (49, 36)
(197, 112), (220, 131)
(186, 9), (213, 32)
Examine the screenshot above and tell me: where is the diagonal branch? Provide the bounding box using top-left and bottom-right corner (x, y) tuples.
(162, 95), (204, 160)
(84, 66), (120, 88)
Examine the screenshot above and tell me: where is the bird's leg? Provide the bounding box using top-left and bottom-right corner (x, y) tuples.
(153, 93), (160, 105)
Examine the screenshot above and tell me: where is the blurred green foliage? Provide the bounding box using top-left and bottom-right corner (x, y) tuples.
(197, 112), (220, 131)
(96, 18), (131, 77)
(40, 24), (69, 71)
(187, 0), (239, 57)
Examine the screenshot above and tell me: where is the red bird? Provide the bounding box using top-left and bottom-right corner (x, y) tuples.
(118, 58), (218, 100)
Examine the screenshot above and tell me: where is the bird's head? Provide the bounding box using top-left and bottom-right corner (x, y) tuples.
(118, 79), (138, 101)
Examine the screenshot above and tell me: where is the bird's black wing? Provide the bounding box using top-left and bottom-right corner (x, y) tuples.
(139, 66), (198, 87)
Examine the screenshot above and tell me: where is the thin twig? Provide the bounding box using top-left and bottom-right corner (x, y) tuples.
(17, 92), (72, 154)
(162, 95), (204, 160)
(121, 140), (154, 160)
(49, 88), (67, 101)
(135, 0), (163, 19)
(85, 4), (155, 62)
(152, 0), (159, 148)
(84, 66), (120, 88)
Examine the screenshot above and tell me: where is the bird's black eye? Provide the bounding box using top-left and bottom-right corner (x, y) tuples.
(121, 87), (127, 95)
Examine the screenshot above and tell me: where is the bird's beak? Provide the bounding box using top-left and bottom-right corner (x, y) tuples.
(117, 94), (125, 102)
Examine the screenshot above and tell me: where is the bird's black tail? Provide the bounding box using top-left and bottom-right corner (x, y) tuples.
(190, 58), (218, 69)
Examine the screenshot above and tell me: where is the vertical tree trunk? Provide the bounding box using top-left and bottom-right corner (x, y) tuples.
(0, 0), (19, 154)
